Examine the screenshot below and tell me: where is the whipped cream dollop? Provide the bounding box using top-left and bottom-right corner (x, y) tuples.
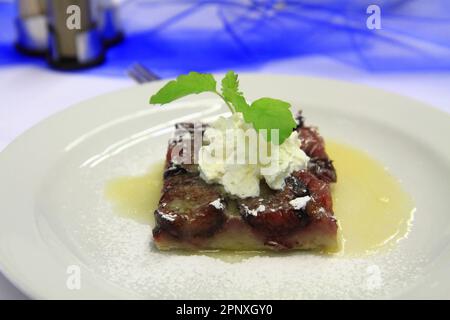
(198, 113), (309, 198)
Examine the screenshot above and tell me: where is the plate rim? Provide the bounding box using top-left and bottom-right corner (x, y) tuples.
(1, 73), (449, 299)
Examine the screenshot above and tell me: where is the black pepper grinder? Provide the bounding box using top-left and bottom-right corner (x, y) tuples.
(47, 0), (105, 70)
(15, 0), (48, 56)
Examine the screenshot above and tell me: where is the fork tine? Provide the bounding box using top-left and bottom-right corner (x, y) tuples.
(127, 63), (161, 84)
(133, 63), (161, 81)
(127, 68), (147, 84)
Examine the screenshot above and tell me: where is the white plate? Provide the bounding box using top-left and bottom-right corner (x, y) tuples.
(0, 75), (449, 299)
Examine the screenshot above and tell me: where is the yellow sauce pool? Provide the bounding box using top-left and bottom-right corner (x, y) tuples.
(105, 161), (164, 225)
(105, 141), (415, 256)
(327, 141), (415, 255)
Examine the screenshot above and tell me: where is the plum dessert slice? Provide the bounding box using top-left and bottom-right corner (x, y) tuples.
(152, 113), (338, 251)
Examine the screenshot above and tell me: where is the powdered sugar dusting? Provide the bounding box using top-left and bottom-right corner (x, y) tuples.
(46, 143), (427, 299)
(76, 212), (425, 299)
(158, 210), (177, 222)
(289, 196), (311, 210)
(209, 199), (225, 210)
(243, 204), (266, 217)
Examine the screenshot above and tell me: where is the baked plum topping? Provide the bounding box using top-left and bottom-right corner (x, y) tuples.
(295, 111), (305, 129)
(293, 170), (333, 219)
(163, 163), (188, 179)
(285, 175), (309, 197)
(296, 119), (337, 183)
(298, 126), (327, 159)
(238, 177), (310, 236)
(307, 158), (337, 183)
(165, 126), (201, 174)
(154, 174), (226, 239)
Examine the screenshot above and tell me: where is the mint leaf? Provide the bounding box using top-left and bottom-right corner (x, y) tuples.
(150, 72), (217, 104)
(246, 98), (297, 144)
(220, 72), (296, 144)
(149, 71), (298, 145)
(221, 71), (249, 113)
(221, 71), (240, 98)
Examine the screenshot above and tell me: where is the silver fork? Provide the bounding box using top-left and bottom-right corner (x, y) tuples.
(127, 63), (161, 83)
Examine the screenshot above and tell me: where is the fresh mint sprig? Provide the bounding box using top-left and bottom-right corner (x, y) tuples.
(149, 71), (297, 144)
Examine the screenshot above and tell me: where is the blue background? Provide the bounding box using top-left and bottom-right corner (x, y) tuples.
(1, 0), (450, 78)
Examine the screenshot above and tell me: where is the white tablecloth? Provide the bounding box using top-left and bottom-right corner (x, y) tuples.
(1, 57), (449, 299)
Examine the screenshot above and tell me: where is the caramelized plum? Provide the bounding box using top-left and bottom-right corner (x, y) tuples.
(154, 174), (226, 239)
(238, 176), (310, 236)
